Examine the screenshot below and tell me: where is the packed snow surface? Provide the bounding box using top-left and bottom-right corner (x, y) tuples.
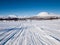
(0, 20), (60, 45)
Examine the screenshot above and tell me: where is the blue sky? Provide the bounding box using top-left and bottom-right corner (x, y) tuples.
(0, 0), (60, 16)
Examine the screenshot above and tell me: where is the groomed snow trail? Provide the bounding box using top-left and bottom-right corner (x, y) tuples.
(0, 20), (60, 45)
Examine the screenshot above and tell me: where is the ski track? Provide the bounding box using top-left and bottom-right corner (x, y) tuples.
(0, 20), (60, 45)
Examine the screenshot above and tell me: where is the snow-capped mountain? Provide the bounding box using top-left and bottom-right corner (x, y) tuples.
(0, 12), (60, 20)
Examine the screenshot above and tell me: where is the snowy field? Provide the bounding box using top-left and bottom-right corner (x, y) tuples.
(0, 19), (60, 45)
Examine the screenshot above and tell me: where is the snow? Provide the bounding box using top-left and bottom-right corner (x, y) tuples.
(37, 12), (60, 17)
(8, 15), (17, 18)
(37, 12), (49, 16)
(0, 19), (60, 45)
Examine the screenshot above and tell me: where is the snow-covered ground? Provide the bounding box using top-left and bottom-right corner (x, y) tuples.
(0, 19), (60, 45)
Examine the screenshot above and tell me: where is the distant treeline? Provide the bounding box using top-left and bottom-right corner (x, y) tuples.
(0, 17), (26, 21)
(0, 16), (60, 21)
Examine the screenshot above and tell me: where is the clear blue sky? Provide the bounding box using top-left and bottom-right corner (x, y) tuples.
(0, 0), (60, 16)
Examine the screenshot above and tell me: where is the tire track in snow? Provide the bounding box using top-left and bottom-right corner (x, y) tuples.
(50, 35), (60, 42)
(0, 27), (24, 45)
(4, 27), (28, 45)
(0, 21), (60, 45)
(31, 22), (60, 45)
(28, 26), (51, 45)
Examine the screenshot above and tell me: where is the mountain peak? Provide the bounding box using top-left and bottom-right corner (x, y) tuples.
(37, 12), (49, 16)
